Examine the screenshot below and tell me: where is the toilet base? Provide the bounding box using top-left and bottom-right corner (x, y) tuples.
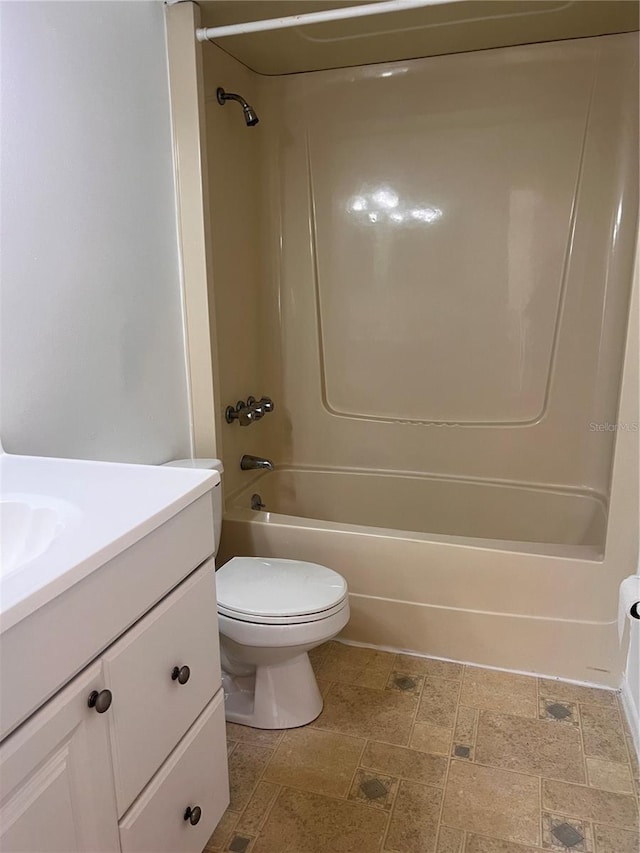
(222, 651), (323, 729)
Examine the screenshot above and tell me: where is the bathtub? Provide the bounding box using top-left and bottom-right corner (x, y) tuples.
(219, 468), (618, 685)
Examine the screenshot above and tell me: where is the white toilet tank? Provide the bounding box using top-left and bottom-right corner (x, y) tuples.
(162, 458), (223, 554)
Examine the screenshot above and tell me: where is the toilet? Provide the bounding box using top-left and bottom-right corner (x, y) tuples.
(164, 458), (350, 729)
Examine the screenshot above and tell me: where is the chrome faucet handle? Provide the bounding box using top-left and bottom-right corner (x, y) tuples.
(226, 400), (257, 425)
(225, 396), (274, 425)
(237, 406), (258, 427)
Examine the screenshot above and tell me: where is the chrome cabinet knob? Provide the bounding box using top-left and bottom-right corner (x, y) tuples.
(171, 665), (191, 685)
(88, 689), (112, 714)
(183, 805), (202, 825)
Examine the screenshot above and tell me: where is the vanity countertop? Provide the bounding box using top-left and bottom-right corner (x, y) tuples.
(0, 452), (219, 632)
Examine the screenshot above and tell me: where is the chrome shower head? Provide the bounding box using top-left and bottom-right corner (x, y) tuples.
(216, 87), (259, 127)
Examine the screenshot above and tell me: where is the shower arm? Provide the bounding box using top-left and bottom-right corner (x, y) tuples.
(217, 91), (248, 108)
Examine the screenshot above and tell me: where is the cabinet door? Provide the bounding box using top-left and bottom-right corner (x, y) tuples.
(0, 662), (119, 853)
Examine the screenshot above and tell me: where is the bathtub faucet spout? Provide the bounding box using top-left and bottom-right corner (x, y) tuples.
(240, 454), (274, 471)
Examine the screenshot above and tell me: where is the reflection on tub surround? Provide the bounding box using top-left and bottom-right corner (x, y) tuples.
(348, 186), (443, 227)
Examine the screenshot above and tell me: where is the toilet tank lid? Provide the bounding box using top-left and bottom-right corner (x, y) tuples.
(163, 458), (224, 473)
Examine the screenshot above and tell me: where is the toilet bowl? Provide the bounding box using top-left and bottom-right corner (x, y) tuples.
(163, 458), (350, 729)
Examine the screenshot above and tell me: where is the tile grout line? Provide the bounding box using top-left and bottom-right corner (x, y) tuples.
(613, 693), (638, 783)
(538, 773), (544, 848)
(253, 782), (281, 838)
(432, 668), (464, 852)
(575, 701), (591, 787)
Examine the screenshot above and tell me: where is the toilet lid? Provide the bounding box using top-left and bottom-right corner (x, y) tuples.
(216, 557), (348, 620)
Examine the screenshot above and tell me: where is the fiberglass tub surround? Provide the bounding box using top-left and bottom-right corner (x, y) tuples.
(205, 33), (638, 684)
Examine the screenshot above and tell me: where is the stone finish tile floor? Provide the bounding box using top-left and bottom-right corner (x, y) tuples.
(204, 642), (639, 853)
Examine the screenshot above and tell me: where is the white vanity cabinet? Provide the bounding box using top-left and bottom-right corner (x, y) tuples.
(0, 559), (229, 853)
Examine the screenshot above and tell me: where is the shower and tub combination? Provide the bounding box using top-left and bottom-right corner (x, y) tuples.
(187, 2), (639, 687)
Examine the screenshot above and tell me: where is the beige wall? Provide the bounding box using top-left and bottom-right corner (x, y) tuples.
(203, 33), (638, 507)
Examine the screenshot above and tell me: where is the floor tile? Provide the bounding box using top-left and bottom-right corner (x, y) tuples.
(361, 739), (447, 786)
(579, 704), (628, 763)
(453, 705), (478, 760)
(236, 781), (280, 835)
(441, 761), (541, 846)
(387, 671), (424, 696)
(315, 642), (395, 688)
(542, 779), (638, 829)
(586, 757), (634, 794)
(226, 834), (256, 853)
(348, 768), (398, 811)
(263, 728), (364, 798)
(539, 698), (579, 726)
(356, 657), (397, 689)
(226, 723), (284, 749)
(410, 720), (453, 755)
(537, 680), (617, 707)
(461, 668), (537, 718)
(394, 654), (463, 681)
(626, 737), (640, 795)
(228, 743), (274, 813)
(436, 825), (464, 852)
(384, 780), (442, 853)
(311, 682), (417, 745)
(205, 808), (241, 851)
(308, 643), (331, 667)
(355, 651), (397, 689)
(593, 824), (640, 853)
(316, 677), (332, 697)
(464, 836), (545, 852)
(209, 659), (636, 853)
(475, 711), (586, 783)
(542, 812), (593, 851)
(416, 676), (460, 728)
(253, 786), (388, 853)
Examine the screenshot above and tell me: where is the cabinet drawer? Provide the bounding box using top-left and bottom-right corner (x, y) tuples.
(119, 690), (228, 853)
(103, 559), (221, 815)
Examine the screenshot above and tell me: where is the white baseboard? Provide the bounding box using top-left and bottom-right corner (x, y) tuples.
(620, 675), (640, 760)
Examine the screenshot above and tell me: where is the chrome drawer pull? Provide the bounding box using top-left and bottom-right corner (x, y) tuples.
(171, 665), (191, 685)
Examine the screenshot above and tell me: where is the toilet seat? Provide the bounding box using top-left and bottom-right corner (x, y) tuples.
(216, 556), (348, 625)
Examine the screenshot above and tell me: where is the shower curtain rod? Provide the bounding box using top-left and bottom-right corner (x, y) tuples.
(196, 0), (465, 42)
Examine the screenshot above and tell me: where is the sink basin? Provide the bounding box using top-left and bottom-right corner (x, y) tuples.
(0, 493), (81, 578)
